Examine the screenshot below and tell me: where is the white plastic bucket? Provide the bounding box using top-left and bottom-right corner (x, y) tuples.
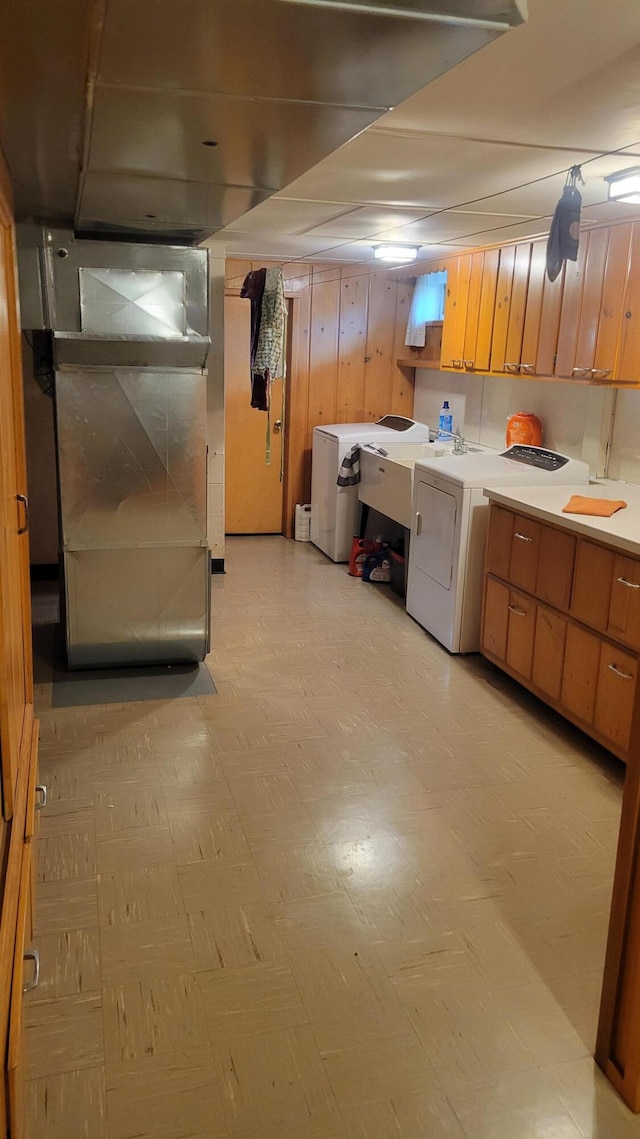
(295, 503), (312, 541)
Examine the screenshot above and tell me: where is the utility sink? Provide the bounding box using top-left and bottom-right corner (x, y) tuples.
(358, 440), (493, 528)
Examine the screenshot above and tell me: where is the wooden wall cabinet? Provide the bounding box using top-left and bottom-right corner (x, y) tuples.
(481, 503), (640, 761)
(441, 250), (499, 374)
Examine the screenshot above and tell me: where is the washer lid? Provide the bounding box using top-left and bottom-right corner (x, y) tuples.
(414, 448), (590, 488)
(314, 417), (431, 442)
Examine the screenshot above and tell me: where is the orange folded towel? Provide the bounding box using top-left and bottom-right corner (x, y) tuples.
(562, 495), (627, 517)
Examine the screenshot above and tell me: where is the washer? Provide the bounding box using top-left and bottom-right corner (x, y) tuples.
(310, 415), (432, 562)
(407, 445), (591, 653)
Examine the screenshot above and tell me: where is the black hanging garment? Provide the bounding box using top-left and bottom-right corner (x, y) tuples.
(240, 268), (269, 411)
(546, 166), (583, 282)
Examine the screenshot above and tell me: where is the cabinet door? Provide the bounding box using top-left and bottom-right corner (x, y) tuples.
(483, 576), (509, 660)
(475, 248), (500, 372)
(503, 242), (532, 373)
(555, 233), (590, 379)
(462, 251), (484, 371)
(608, 554), (640, 650)
(520, 240), (546, 375)
(536, 526), (576, 611)
(572, 227), (609, 378)
(594, 642), (637, 754)
(485, 505), (513, 580)
(508, 514), (541, 594)
(0, 198), (33, 821)
(571, 540), (614, 631)
(7, 842), (32, 1139)
(594, 223), (633, 381)
(490, 245), (516, 372)
(441, 255), (471, 370)
(532, 606), (567, 701)
(615, 219), (640, 382)
(561, 623), (601, 726)
(506, 590), (536, 679)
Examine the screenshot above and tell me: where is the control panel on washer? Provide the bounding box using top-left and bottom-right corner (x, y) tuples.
(501, 445), (570, 471)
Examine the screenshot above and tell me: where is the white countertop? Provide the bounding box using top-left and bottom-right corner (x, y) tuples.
(483, 482), (640, 556)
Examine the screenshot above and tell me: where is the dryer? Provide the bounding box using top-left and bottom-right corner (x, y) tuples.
(310, 415), (432, 562)
(407, 445), (590, 653)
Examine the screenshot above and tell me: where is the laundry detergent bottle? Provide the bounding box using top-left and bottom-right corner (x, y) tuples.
(506, 411), (542, 448)
(438, 400), (453, 437)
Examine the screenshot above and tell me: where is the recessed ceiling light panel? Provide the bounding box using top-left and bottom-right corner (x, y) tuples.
(373, 243), (420, 262)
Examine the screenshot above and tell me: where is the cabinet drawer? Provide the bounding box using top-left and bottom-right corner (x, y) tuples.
(594, 643), (637, 753)
(483, 576), (510, 660)
(532, 606), (567, 701)
(608, 554), (640, 650)
(509, 516), (541, 594)
(561, 624), (601, 726)
(572, 540), (615, 630)
(506, 591), (536, 680)
(536, 527), (576, 611)
(486, 506), (514, 580)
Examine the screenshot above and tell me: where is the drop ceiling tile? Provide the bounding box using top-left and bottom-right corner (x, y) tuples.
(215, 232), (365, 260)
(303, 205), (437, 239)
(369, 209), (538, 245)
(379, 0), (640, 152)
(227, 198), (358, 235)
(280, 131), (597, 212)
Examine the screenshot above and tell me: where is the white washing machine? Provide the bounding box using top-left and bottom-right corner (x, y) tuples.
(407, 445), (591, 654)
(310, 416), (432, 562)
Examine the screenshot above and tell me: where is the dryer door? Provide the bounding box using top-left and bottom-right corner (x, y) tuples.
(414, 479), (458, 589)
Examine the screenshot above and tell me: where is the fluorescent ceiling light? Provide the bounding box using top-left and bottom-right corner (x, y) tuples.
(604, 166), (640, 205)
(373, 244), (419, 262)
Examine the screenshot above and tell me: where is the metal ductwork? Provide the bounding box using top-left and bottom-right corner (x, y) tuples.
(0, 0), (526, 244)
(33, 229), (211, 669)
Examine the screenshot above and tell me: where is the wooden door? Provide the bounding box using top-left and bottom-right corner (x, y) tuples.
(0, 176), (33, 821)
(561, 623), (601, 725)
(520, 240), (546, 375)
(594, 223), (633, 380)
(532, 606), (567, 701)
(505, 590), (536, 679)
(224, 294), (285, 534)
(462, 251), (483, 370)
(593, 642), (637, 753)
(555, 231), (590, 378)
(571, 540), (614, 631)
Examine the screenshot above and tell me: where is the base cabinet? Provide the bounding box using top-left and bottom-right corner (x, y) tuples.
(482, 503), (640, 763)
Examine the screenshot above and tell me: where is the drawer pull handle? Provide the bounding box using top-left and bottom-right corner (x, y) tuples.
(16, 493), (29, 535)
(520, 363), (535, 373)
(504, 362), (520, 372)
(608, 663), (634, 680)
(572, 366), (591, 377)
(23, 949), (40, 993)
(451, 359), (462, 368)
(514, 532), (533, 542)
(415, 510), (422, 537)
(508, 604), (526, 616)
(464, 360), (475, 369)
(616, 576), (640, 590)
(591, 368), (611, 379)
(35, 784), (47, 810)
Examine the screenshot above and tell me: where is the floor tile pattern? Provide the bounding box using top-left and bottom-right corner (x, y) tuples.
(26, 538), (640, 1138)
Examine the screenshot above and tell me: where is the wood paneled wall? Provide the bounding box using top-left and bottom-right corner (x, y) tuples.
(225, 258), (415, 536)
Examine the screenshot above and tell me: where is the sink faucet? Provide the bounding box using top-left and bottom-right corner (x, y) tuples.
(451, 432), (467, 455)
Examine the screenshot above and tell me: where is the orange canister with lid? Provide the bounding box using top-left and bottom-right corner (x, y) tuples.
(506, 411), (543, 448)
